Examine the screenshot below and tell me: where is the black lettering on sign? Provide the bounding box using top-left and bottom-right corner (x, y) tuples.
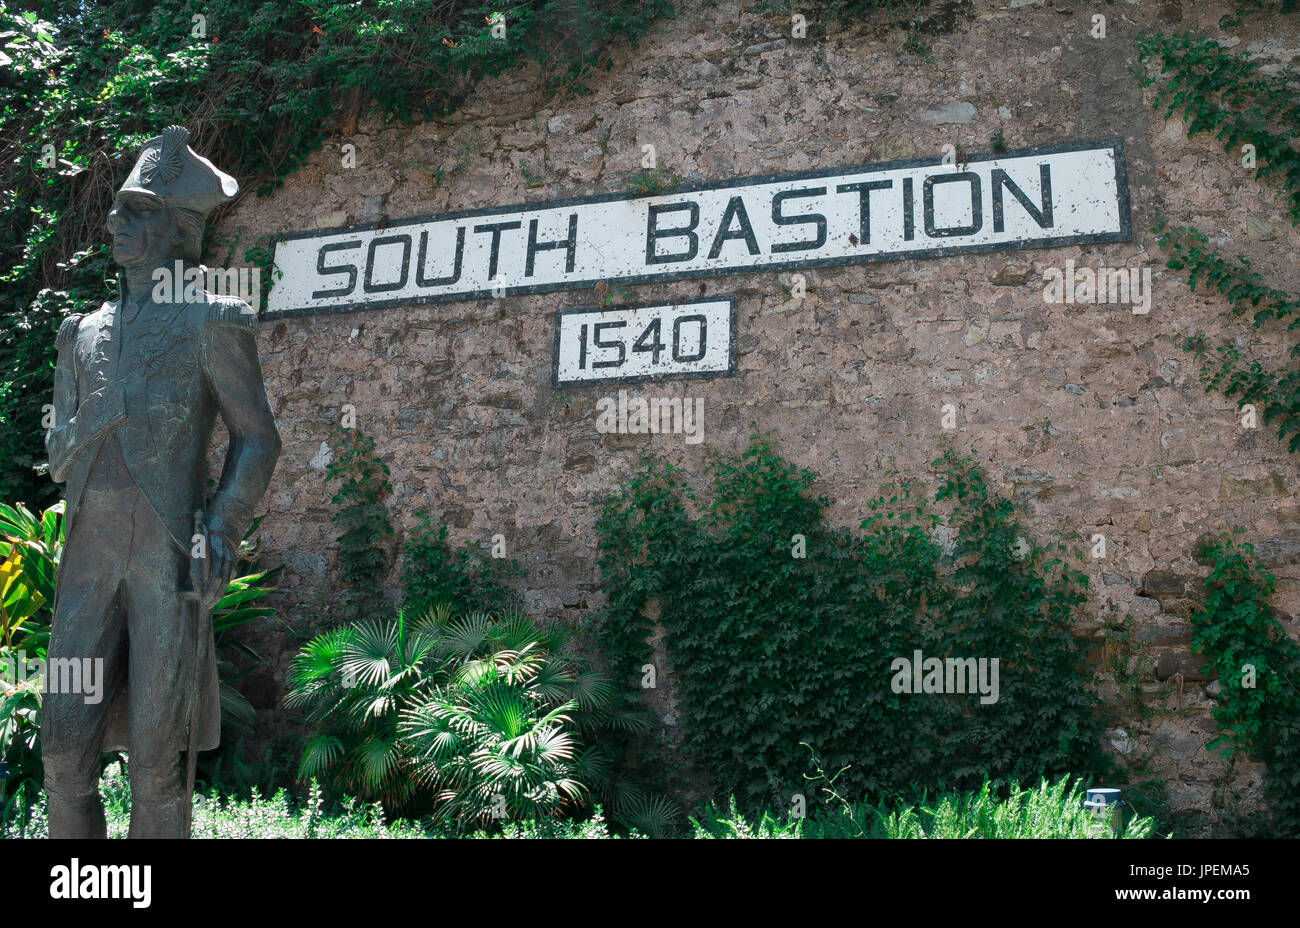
(592, 320), (626, 368)
(903, 177), (915, 241)
(772, 187), (830, 253)
(632, 317), (666, 365)
(646, 201), (700, 265)
(672, 314), (708, 363)
(416, 227), (465, 287)
(923, 172), (982, 238)
(364, 234), (412, 293)
(707, 195), (761, 260)
(991, 164), (1053, 233)
(312, 241), (361, 299)
(834, 180), (892, 247)
(526, 213), (579, 277)
(473, 220), (523, 280)
(552, 296), (735, 387)
(269, 142), (1127, 320)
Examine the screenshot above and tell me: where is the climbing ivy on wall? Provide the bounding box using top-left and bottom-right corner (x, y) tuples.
(1155, 222), (1300, 452)
(1190, 533), (1300, 837)
(325, 425), (394, 622)
(1135, 9), (1300, 835)
(594, 432), (1110, 814)
(1133, 27), (1300, 456)
(1136, 30), (1300, 225)
(400, 514), (525, 618)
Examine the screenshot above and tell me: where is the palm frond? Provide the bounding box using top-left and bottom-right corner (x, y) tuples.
(615, 792), (682, 839)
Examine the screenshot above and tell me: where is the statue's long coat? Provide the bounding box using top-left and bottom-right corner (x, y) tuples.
(46, 284), (280, 751)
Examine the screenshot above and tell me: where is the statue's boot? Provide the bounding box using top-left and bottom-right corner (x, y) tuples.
(46, 785), (108, 839)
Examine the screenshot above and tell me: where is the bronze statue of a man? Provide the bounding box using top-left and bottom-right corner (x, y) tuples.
(42, 126), (280, 838)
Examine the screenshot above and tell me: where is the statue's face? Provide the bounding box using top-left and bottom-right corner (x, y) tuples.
(106, 192), (180, 267)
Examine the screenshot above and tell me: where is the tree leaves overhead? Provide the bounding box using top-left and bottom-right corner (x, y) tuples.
(0, 0), (675, 506)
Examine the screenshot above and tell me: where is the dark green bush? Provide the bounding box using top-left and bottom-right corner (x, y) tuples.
(401, 515), (525, 618)
(1191, 533), (1300, 837)
(325, 426), (394, 621)
(595, 432), (1109, 814)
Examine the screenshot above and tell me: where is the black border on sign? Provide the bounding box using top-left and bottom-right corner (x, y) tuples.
(551, 295), (738, 388)
(262, 139), (1132, 320)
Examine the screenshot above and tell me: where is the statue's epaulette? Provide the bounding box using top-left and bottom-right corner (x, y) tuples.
(206, 296), (259, 332)
(56, 314), (85, 350)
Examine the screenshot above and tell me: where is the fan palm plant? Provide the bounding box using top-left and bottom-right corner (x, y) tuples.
(400, 646), (587, 827)
(287, 607), (445, 809)
(288, 605), (652, 828)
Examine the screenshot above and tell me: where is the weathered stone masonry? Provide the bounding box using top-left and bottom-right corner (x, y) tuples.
(213, 0), (1300, 830)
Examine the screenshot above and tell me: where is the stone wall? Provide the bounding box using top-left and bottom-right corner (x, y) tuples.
(212, 0), (1300, 832)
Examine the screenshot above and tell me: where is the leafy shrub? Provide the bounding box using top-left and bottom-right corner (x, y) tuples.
(5, 765), (1148, 840)
(1190, 533), (1300, 837)
(595, 432), (1108, 814)
(325, 426), (394, 621)
(401, 514), (525, 618)
(0, 501), (62, 650)
(3, 762), (427, 839)
(287, 604), (645, 829)
(1, 500), (64, 817)
(399, 616), (595, 828)
(691, 775), (1156, 839)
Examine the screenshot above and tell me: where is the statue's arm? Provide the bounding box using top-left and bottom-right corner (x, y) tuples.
(201, 302), (281, 546)
(45, 315), (82, 483)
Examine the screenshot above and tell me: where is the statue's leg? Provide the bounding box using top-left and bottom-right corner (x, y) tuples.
(123, 507), (193, 840)
(42, 494), (129, 840)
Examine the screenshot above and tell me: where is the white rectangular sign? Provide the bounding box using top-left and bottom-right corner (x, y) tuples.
(553, 297), (736, 386)
(265, 140), (1130, 319)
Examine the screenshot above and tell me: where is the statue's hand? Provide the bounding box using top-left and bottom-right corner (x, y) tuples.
(201, 531), (239, 609)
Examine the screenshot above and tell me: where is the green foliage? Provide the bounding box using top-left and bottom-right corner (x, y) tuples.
(306, 446), (659, 829)
(624, 166), (683, 196)
(1156, 223), (1300, 330)
(400, 514), (525, 618)
(1136, 20), (1300, 835)
(1219, 0), (1299, 30)
(325, 426), (394, 621)
(1101, 610), (1155, 721)
(594, 431), (1108, 814)
(2, 763), (428, 839)
(691, 775), (1156, 839)
(398, 618), (590, 828)
(0, 500), (62, 653)
(1189, 533), (1300, 837)
(1135, 30), (1300, 226)
(3, 765), (1153, 839)
(1134, 26), (1300, 457)
(0, 499), (63, 816)
(0, 0), (675, 508)
(1153, 222), (1300, 453)
(287, 606), (445, 810)
(286, 603), (642, 830)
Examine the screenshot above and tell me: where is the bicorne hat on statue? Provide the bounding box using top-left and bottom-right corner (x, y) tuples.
(117, 125), (238, 219)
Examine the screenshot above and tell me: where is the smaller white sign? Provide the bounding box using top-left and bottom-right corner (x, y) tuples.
(553, 297), (736, 387)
